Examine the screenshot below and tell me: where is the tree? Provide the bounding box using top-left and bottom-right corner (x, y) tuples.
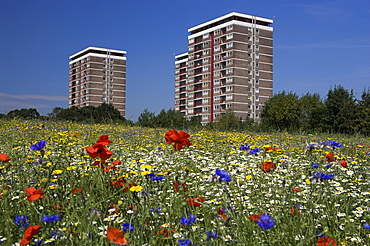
(153, 108), (186, 128)
(354, 88), (370, 135)
(214, 109), (239, 130)
(48, 107), (65, 119)
(260, 91), (301, 131)
(7, 108), (40, 119)
(299, 93), (326, 132)
(324, 85), (356, 134)
(137, 109), (156, 127)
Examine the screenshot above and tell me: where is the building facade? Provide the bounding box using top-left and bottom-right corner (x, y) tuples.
(69, 46), (127, 116)
(175, 12), (273, 124)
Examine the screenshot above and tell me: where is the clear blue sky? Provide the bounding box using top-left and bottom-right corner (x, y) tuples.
(0, 0), (369, 120)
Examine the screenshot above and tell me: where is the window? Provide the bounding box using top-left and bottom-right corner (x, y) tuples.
(203, 50), (209, 55)
(214, 79), (220, 85)
(226, 77), (233, 83)
(214, 46), (220, 51)
(227, 42), (233, 48)
(203, 66), (209, 71)
(226, 34), (233, 40)
(226, 86), (233, 91)
(226, 95), (233, 100)
(214, 105), (220, 110)
(214, 29), (220, 35)
(203, 57), (209, 63)
(203, 33), (209, 39)
(227, 25), (233, 30)
(214, 88), (220, 93)
(226, 68), (233, 74)
(203, 41), (209, 47)
(189, 38), (194, 44)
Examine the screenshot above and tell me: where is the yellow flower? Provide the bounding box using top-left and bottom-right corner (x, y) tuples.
(140, 164), (153, 169)
(305, 179), (311, 184)
(130, 186), (143, 192)
(67, 166), (77, 170)
(141, 171), (152, 176)
(246, 175), (253, 180)
(52, 170), (63, 175)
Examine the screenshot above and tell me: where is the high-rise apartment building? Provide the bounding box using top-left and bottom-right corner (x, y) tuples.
(68, 46), (127, 116)
(175, 12), (273, 124)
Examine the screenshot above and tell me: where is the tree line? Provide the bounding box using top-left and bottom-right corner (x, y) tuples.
(1, 85), (369, 135)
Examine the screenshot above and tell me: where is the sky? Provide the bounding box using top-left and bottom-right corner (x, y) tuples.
(0, 0), (369, 120)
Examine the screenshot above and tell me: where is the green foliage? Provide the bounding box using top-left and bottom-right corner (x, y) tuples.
(260, 91), (301, 131)
(50, 103), (127, 124)
(324, 85), (356, 134)
(137, 108), (156, 127)
(7, 108), (40, 119)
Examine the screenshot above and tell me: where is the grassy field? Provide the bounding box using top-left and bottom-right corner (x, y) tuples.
(0, 120), (369, 246)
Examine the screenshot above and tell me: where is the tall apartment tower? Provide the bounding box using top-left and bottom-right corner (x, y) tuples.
(69, 47), (127, 117)
(175, 12), (273, 124)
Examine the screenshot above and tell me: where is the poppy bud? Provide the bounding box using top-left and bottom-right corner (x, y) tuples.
(2, 189), (9, 196)
(4, 162), (11, 168)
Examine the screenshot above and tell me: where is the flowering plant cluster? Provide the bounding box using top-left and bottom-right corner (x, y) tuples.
(0, 120), (369, 245)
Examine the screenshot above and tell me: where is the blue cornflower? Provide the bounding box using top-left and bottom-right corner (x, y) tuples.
(325, 164), (332, 169)
(149, 208), (163, 214)
(248, 148), (260, 155)
(31, 240), (43, 246)
(312, 163), (320, 168)
(151, 175), (164, 181)
(215, 169), (232, 183)
(320, 173), (335, 180)
(329, 140), (343, 148)
(215, 169), (228, 177)
(219, 174), (232, 182)
(178, 238), (191, 246)
(206, 231), (219, 240)
(30, 140), (47, 151)
(256, 214), (275, 230)
(180, 214), (196, 226)
(50, 230), (64, 238)
(14, 215), (30, 229)
(239, 144), (250, 150)
(41, 214), (61, 223)
(364, 223), (370, 229)
(122, 223), (134, 232)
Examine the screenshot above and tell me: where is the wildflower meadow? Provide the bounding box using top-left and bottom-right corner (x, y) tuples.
(0, 120), (369, 245)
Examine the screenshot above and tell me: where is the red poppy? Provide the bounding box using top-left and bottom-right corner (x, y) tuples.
(173, 181), (188, 192)
(186, 196), (204, 207)
(249, 214), (263, 223)
(289, 207), (302, 216)
(164, 129), (192, 151)
(96, 135), (113, 145)
(106, 226), (127, 245)
(110, 178), (136, 192)
(218, 208), (229, 220)
(292, 187), (300, 191)
(72, 188), (83, 194)
(316, 236), (337, 246)
(156, 226), (176, 238)
(340, 160), (348, 169)
(325, 152), (335, 162)
(260, 161), (277, 172)
(0, 153), (11, 163)
(24, 188), (44, 202)
(20, 225), (40, 245)
(112, 160), (122, 165)
(264, 146), (272, 152)
(86, 144), (113, 160)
